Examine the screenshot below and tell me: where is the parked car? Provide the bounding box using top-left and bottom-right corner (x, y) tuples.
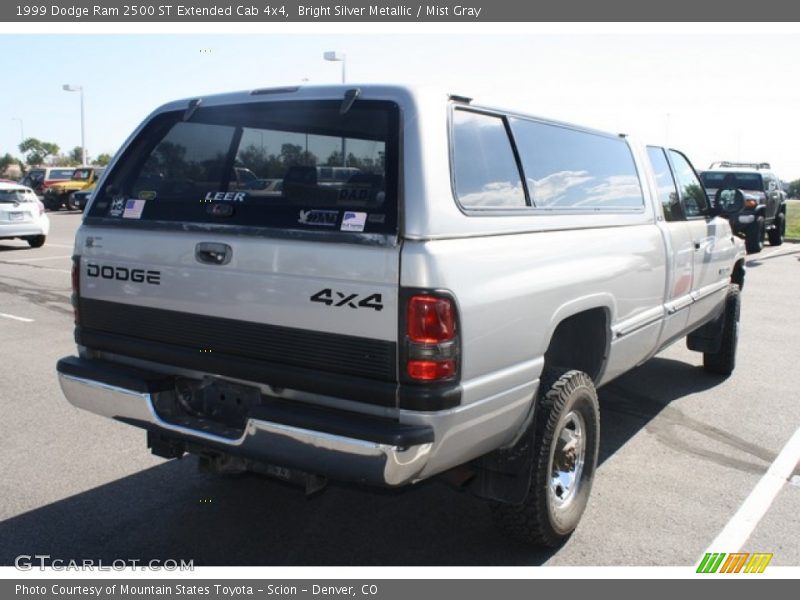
(66, 169), (106, 211)
(43, 166), (104, 211)
(57, 85), (745, 547)
(19, 167), (75, 199)
(69, 187), (94, 212)
(700, 162), (787, 253)
(241, 178), (284, 195)
(0, 182), (49, 247)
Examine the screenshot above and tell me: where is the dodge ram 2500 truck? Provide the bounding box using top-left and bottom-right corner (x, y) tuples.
(57, 85), (746, 547)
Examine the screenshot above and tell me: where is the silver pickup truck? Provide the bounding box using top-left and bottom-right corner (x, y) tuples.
(57, 85), (746, 547)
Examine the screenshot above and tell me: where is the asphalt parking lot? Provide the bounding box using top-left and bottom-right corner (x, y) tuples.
(0, 211), (798, 567)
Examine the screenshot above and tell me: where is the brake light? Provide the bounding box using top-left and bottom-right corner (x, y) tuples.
(405, 293), (459, 382)
(407, 296), (455, 343)
(71, 256), (80, 323)
(407, 359), (457, 381)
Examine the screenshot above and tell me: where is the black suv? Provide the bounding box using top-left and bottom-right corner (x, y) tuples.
(700, 162), (787, 254)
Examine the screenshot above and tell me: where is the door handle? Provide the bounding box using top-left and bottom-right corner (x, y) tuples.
(195, 242), (232, 265)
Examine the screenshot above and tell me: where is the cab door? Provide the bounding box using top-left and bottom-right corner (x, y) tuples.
(646, 146), (694, 346)
(667, 150), (737, 330)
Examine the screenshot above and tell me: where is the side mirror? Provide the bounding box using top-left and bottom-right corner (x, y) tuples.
(714, 188), (745, 216)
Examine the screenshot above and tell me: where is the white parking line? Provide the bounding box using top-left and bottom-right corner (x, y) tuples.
(0, 312), (34, 323)
(704, 426), (800, 554)
(0, 255), (71, 263)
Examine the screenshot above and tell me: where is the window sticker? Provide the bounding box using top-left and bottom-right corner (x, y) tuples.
(204, 191), (247, 203)
(298, 210), (338, 227)
(122, 199), (147, 219)
(138, 190), (157, 201)
(108, 196), (126, 217)
(341, 211), (367, 232)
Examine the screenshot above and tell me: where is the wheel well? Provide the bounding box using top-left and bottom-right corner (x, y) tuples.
(731, 259), (745, 290)
(544, 308), (609, 383)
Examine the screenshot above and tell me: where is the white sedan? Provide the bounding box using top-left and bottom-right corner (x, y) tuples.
(0, 182), (50, 248)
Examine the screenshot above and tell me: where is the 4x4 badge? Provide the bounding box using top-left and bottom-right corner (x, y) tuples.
(310, 289), (383, 311)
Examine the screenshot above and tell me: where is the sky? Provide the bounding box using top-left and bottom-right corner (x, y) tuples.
(1, 30), (799, 180)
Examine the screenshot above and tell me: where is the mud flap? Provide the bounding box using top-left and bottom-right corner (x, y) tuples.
(687, 307), (726, 354)
(469, 429), (536, 505)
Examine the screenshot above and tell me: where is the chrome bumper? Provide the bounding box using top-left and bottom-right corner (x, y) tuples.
(58, 371), (433, 486)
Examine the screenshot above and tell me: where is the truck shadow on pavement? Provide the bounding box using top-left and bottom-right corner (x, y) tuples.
(0, 358), (753, 567)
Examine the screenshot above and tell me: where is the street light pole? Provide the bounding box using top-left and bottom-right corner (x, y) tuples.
(62, 84), (87, 166)
(323, 52), (347, 165)
(323, 50), (346, 83)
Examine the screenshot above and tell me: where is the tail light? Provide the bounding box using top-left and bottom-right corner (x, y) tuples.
(404, 293), (459, 382)
(744, 198), (758, 209)
(71, 256), (80, 323)
(37, 200), (45, 216)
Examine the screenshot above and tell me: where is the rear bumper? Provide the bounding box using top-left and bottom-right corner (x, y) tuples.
(57, 356), (434, 486)
(0, 218), (49, 238)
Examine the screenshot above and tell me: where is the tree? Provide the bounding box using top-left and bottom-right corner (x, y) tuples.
(788, 179), (800, 199)
(68, 146), (85, 166)
(95, 153), (113, 167)
(18, 138), (59, 166)
(0, 153), (22, 178)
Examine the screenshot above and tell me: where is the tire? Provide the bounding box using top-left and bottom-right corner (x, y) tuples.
(491, 369), (600, 547)
(43, 196), (58, 211)
(703, 284), (740, 376)
(67, 193), (80, 211)
(745, 216), (764, 254)
(26, 235), (46, 248)
(768, 213), (784, 246)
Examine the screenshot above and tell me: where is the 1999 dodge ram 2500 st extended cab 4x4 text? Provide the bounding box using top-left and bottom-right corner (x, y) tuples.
(57, 85), (746, 547)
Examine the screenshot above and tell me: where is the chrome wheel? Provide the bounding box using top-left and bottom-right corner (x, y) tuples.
(548, 410), (586, 512)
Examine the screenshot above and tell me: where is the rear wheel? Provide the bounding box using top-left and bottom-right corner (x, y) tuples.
(703, 284), (740, 376)
(26, 235), (46, 248)
(745, 216), (764, 254)
(491, 369), (599, 547)
(67, 193), (80, 211)
(43, 196), (57, 211)
(768, 213), (784, 246)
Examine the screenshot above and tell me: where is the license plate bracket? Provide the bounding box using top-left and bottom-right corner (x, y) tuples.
(174, 377), (262, 430)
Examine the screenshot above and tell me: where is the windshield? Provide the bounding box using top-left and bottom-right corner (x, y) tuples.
(89, 99), (399, 235)
(72, 168), (93, 181)
(0, 189), (36, 203)
(701, 171), (764, 191)
(49, 169), (75, 180)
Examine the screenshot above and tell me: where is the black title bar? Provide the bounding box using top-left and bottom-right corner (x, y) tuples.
(5, 0), (800, 22)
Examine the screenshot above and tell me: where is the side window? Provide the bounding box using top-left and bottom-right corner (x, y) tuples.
(646, 147), (683, 222)
(668, 150), (709, 218)
(509, 118), (644, 210)
(452, 109), (526, 209)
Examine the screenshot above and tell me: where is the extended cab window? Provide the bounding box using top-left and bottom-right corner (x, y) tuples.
(452, 109), (526, 209)
(88, 100), (399, 235)
(668, 150), (708, 218)
(510, 118), (643, 211)
(646, 146), (682, 222)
